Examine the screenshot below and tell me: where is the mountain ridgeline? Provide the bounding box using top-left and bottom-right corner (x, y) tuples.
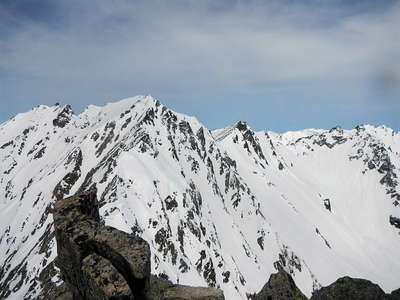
(0, 96), (399, 299)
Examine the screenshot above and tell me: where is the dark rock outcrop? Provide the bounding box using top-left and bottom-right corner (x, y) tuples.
(323, 199), (331, 212)
(250, 268), (307, 300)
(251, 271), (400, 300)
(53, 105), (73, 128)
(310, 276), (399, 300)
(389, 216), (400, 229)
(52, 189), (224, 300)
(148, 275), (224, 300)
(53, 188), (150, 299)
(390, 288), (400, 299)
(161, 285), (224, 300)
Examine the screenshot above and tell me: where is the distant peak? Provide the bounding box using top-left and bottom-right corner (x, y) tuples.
(79, 95), (162, 121)
(235, 120), (249, 131)
(212, 120), (253, 142)
(329, 125), (343, 134)
(110, 95), (153, 106)
(53, 104), (74, 128)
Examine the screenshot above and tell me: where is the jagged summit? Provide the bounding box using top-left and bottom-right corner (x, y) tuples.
(81, 95), (157, 116)
(4, 96), (395, 144)
(0, 96), (399, 300)
(212, 120), (251, 142)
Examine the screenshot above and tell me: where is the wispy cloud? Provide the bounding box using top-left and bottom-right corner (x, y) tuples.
(1, 1), (399, 85)
(0, 0), (399, 129)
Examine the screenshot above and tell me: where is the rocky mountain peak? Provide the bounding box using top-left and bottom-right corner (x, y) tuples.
(53, 105), (73, 128)
(0, 97), (399, 300)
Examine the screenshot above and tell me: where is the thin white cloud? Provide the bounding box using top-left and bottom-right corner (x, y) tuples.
(0, 0), (399, 100)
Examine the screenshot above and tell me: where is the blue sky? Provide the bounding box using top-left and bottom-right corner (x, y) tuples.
(0, 0), (399, 132)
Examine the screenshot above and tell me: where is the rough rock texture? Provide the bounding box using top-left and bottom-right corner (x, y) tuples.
(390, 288), (400, 299)
(161, 285), (225, 300)
(52, 189), (224, 300)
(310, 276), (398, 300)
(37, 262), (74, 300)
(251, 268), (307, 300)
(53, 188), (150, 299)
(146, 275), (224, 300)
(250, 271), (400, 300)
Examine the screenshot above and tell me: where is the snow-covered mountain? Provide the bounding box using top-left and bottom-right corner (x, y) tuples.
(0, 96), (399, 300)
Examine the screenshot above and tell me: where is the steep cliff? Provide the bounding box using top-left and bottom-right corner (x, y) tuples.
(50, 189), (224, 300)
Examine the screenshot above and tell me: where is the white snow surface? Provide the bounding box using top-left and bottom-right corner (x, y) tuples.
(0, 96), (399, 299)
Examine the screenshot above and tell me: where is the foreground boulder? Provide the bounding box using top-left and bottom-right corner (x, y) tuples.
(251, 268), (307, 300)
(52, 189), (224, 300)
(53, 189), (150, 299)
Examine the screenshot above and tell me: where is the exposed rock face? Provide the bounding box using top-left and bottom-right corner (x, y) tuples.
(53, 188), (150, 299)
(161, 285), (225, 300)
(251, 271), (400, 300)
(53, 105), (73, 128)
(251, 268), (307, 300)
(310, 276), (398, 300)
(146, 275), (224, 300)
(52, 189), (224, 300)
(390, 288), (400, 299)
(389, 216), (400, 229)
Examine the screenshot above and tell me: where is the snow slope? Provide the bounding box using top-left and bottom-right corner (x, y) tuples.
(0, 96), (399, 299)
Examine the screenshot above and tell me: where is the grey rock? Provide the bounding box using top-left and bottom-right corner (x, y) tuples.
(52, 189), (224, 300)
(310, 276), (387, 300)
(251, 268), (307, 300)
(389, 216), (400, 229)
(53, 188), (150, 299)
(161, 285), (225, 300)
(389, 288), (400, 299)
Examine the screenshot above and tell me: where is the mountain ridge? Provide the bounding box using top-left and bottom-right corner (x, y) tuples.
(0, 96), (399, 300)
